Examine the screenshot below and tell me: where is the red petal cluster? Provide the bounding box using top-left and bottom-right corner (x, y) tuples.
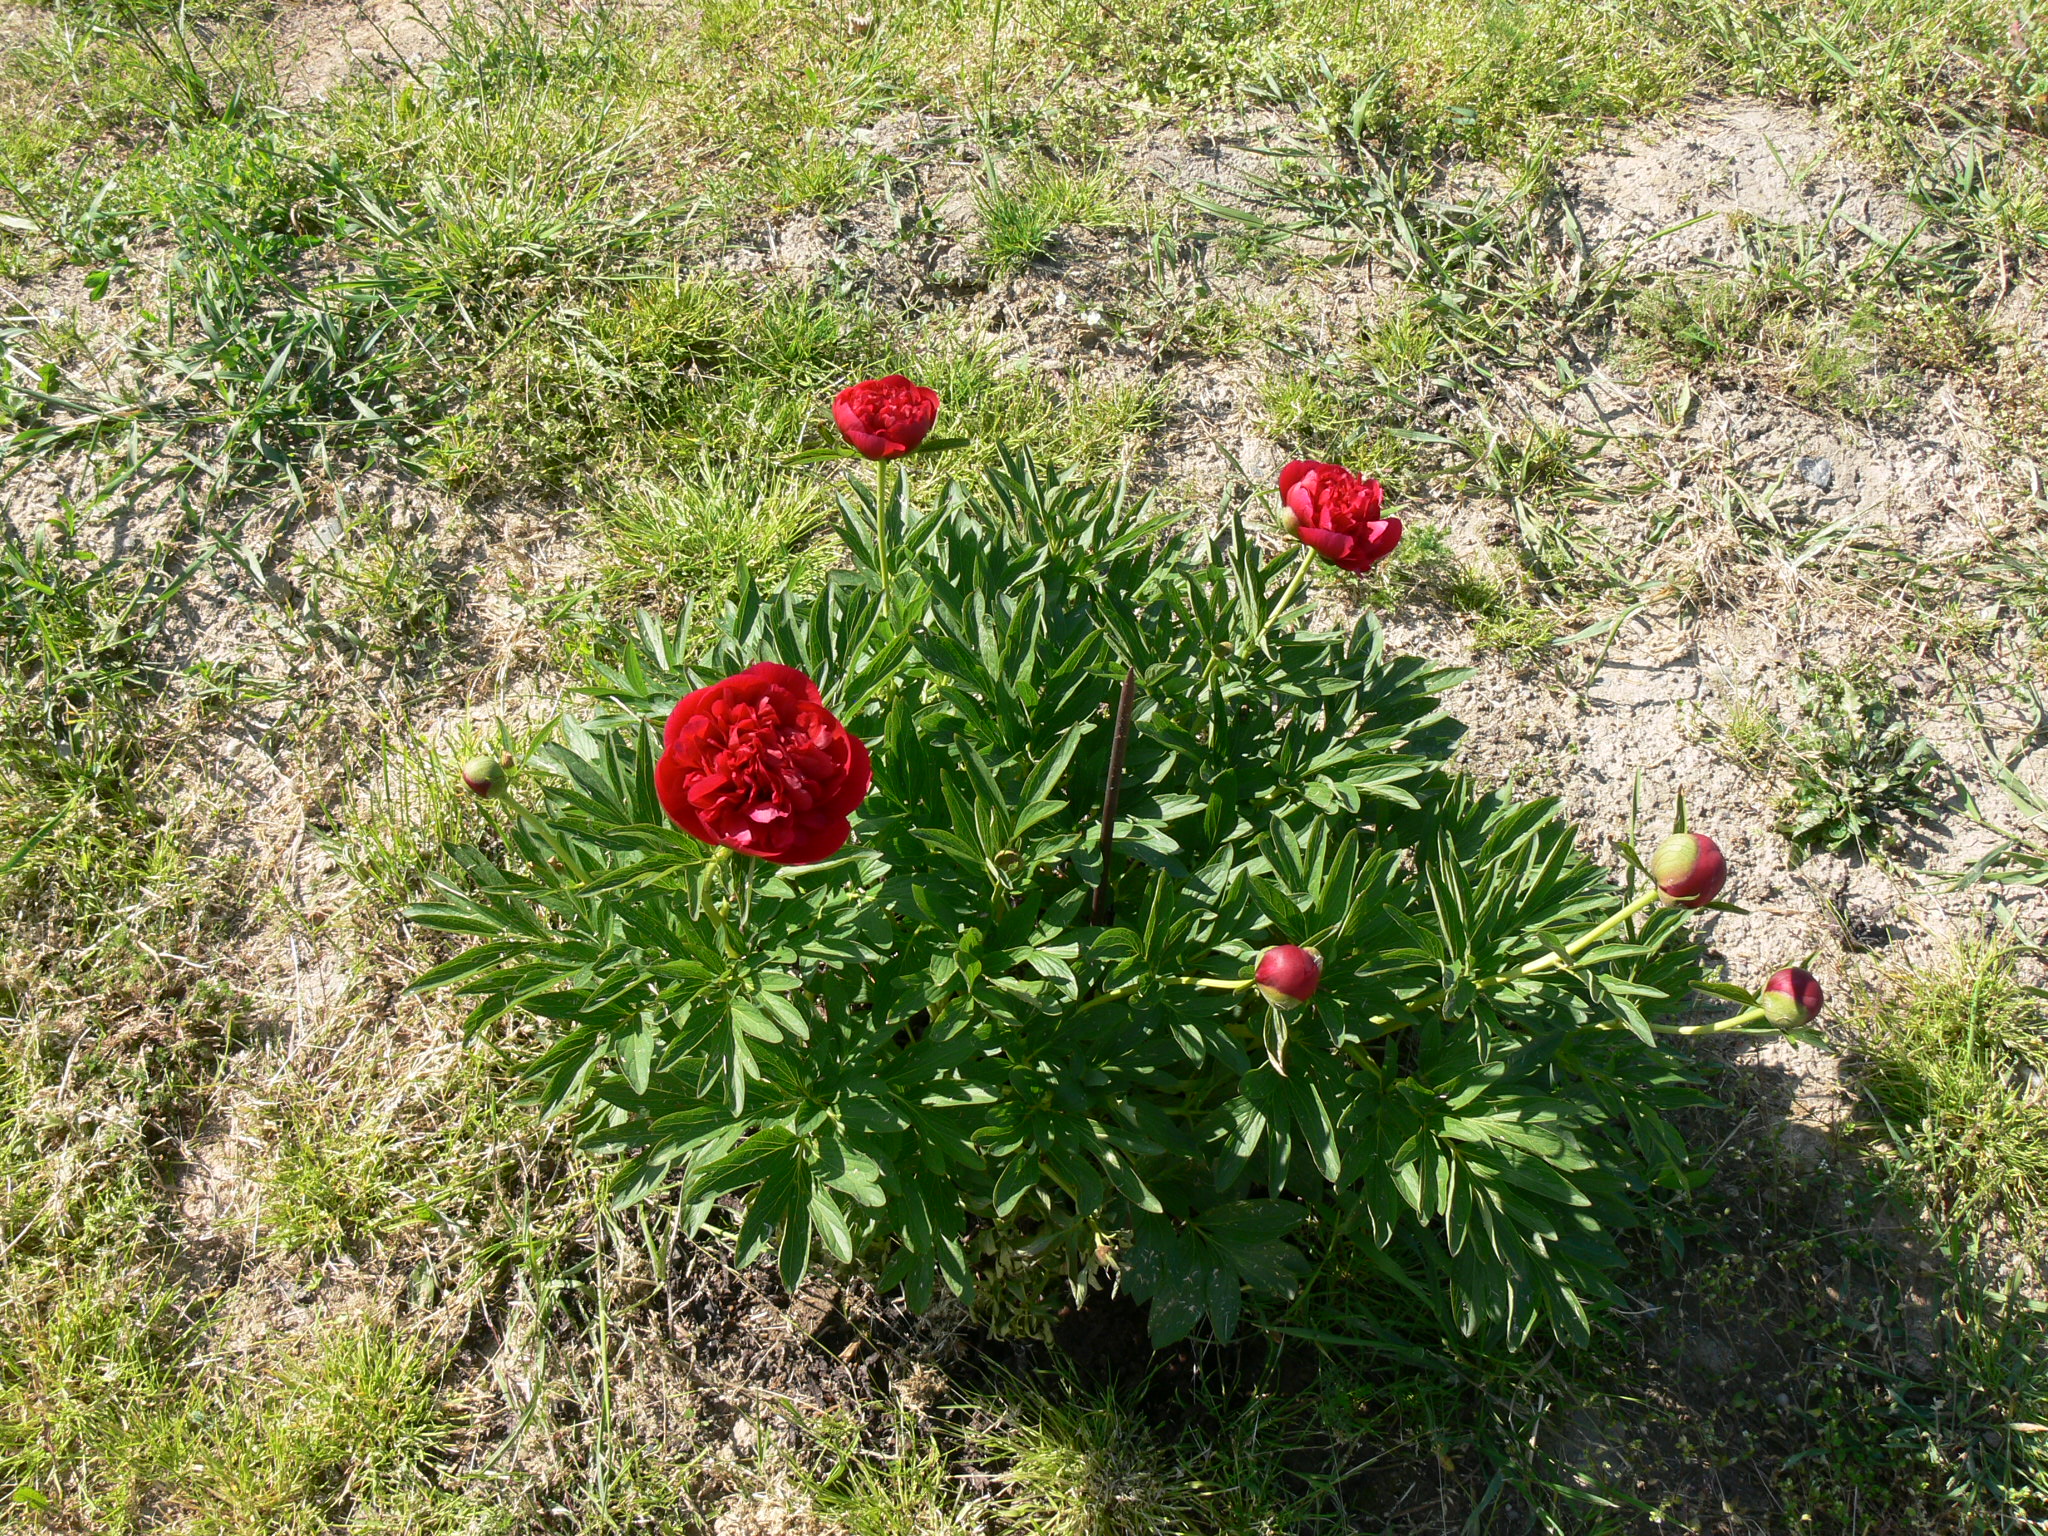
(832, 375), (940, 459)
(1277, 460), (1402, 574)
(655, 664), (872, 866)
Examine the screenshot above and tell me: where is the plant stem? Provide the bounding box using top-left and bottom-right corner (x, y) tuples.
(1090, 666), (1138, 926)
(1649, 1004), (1772, 1035)
(1509, 888), (1661, 982)
(876, 453), (893, 602)
(1073, 972), (1253, 1018)
(1268, 545), (1312, 634)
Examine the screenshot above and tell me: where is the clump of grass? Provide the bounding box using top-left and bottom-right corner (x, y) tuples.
(1353, 304), (1445, 393)
(1849, 942), (2048, 1243)
(259, 1035), (518, 1259)
(964, 1383), (1207, 1536)
(1471, 594), (1561, 662)
(800, 1373), (1325, 1535)
(595, 465), (834, 619)
(976, 158), (1124, 275)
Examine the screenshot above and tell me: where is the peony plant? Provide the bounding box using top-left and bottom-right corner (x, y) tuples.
(413, 415), (1807, 1348)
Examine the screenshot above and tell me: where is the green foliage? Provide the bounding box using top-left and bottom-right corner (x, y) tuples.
(976, 157), (1124, 275)
(1851, 942), (2048, 1242)
(1777, 672), (1945, 859)
(414, 455), (1716, 1349)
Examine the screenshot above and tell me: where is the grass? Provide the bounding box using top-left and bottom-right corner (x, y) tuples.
(975, 156), (1125, 274)
(1850, 942), (2048, 1245)
(4, 0), (2048, 1526)
(1622, 219), (1986, 418)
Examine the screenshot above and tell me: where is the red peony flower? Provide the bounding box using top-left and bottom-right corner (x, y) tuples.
(1277, 460), (1402, 574)
(1761, 967), (1824, 1028)
(1648, 832), (1727, 909)
(1254, 944), (1323, 1008)
(832, 374), (940, 459)
(655, 663), (872, 866)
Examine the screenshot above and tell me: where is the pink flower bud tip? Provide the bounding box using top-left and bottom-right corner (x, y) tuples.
(1648, 832), (1726, 908)
(1762, 967), (1824, 1028)
(462, 753), (512, 798)
(1255, 944), (1322, 1008)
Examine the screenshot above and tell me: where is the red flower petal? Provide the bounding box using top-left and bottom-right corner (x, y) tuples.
(655, 663), (870, 865)
(1295, 523), (1358, 567)
(833, 375), (939, 459)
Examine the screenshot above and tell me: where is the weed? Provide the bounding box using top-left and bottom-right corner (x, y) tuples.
(1625, 219), (1981, 418)
(286, 508), (458, 673)
(1778, 671), (1945, 859)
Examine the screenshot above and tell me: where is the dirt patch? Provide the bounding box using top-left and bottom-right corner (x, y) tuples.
(1569, 101), (1922, 267)
(271, 0), (451, 106)
(0, 4), (49, 60)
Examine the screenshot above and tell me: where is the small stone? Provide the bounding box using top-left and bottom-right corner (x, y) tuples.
(1796, 456), (1834, 491)
(730, 1416), (759, 1454)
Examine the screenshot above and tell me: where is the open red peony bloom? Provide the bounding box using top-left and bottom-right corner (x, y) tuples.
(1278, 460), (1402, 574)
(832, 375), (940, 459)
(655, 663), (872, 866)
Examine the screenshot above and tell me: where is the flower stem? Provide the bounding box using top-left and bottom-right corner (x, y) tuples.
(1090, 666), (1139, 926)
(1073, 971), (1253, 1018)
(876, 453), (893, 602)
(1268, 545), (1311, 633)
(1648, 1004), (1772, 1035)
(1509, 888), (1661, 983)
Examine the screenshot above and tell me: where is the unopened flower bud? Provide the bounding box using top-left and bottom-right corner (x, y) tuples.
(1255, 944), (1322, 1008)
(462, 753), (513, 798)
(1648, 832), (1726, 908)
(1761, 967), (1824, 1028)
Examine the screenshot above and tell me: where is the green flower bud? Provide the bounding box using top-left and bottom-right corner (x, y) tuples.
(462, 753), (512, 798)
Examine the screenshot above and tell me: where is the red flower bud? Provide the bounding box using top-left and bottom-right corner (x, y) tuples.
(832, 374), (939, 459)
(1762, 967), (1824, 1028)
(462, 753), (512, 797)
(1648, 832), (1726, 908)
(1277, 460), (1402, 574)
(1255, 944), (1322, 1008)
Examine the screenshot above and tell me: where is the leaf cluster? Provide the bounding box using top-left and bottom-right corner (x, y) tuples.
(412, 453), (1714, 1348)
(1778, 673), (1945, 860)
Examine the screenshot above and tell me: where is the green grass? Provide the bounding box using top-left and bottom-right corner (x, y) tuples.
(1851, 942), (2048, 1244)
(975, 157), (1125, 274)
